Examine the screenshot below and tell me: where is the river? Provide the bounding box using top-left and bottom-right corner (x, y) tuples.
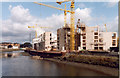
(1, 51), (109, 76)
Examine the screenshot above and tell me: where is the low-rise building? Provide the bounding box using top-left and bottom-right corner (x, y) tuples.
(32, 32), (57, 51)
(0, 42), (20, 49)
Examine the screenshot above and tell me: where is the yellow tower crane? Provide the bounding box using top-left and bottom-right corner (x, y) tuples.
(34, 2), (73, 27)
(34, 1), (75, 51)
(28, 24), (51, 38)
(104, 24), (107, 32)
(56, 0), (75, 51)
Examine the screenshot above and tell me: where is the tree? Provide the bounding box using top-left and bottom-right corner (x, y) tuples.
(8, 45), (13, 48)
(20, 44), (24, 48)
(23, 42), (32, 48)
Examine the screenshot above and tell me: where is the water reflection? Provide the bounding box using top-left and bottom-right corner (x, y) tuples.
(2, 51), (108, 76)
(1, 51), (30, 58)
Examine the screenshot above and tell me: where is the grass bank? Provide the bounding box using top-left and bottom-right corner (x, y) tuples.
(57, 54), (119, 68)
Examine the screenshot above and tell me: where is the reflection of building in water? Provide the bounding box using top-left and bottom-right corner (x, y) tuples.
(4, 53), (20, 58)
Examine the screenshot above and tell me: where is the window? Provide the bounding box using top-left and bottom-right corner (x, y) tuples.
(94, 32), (98, 35)
(112, 44), (116, 46)
(94, 44), (98, 46)
(50, 33), (52, 36)
(83, 40), (86, 42)
(94, 47), (98, 50)
(94, 40), (98, 42)
(112, 33), (116, 39)
(83, 43), (86, 46)
(94, 36), (98, 39)
(99, 47), (103, 50)
(83, 47), (86, 50)
(83, 36), (86, 39)
(112, 40), (116, 43)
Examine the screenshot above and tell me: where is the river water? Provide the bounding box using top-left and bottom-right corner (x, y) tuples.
(1, 51), (108, 76)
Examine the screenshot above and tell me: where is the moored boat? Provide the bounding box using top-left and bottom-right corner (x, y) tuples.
(25, 49), (66, 58)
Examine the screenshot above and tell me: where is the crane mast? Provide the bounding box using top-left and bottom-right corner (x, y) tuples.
(57, 0), (75, 51)
(34, 1), (75, 51)
(104, 24), (107, 32)
(34, 2), (73, 28)
(64, 4), (67, 27)
(70, 0), (75, 51)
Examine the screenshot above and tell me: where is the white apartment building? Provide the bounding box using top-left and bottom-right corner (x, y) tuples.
(32, 32), (57, 51)
(77, 20), (117, 51)
(57, 19), (117, 51)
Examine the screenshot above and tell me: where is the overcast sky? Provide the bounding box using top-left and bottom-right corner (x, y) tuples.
(1, 1), (118, 44)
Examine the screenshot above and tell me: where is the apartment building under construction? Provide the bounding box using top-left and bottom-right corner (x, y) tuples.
(57, 19), (117, 51)
(57, 24), (71, 51)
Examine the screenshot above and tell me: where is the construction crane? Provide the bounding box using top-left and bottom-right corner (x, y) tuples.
(56, 0), (71, 5)
(34, 2), (73, 27)
(34, 2), (75, 51)
(28, 24), (51, 38)
(104, 24), (107, 32)
(56, 0), (75, 51)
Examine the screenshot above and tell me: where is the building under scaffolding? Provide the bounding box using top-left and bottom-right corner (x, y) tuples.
(57, 24), (71, 51)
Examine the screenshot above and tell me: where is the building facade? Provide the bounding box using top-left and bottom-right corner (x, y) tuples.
(32, 32), (57, 51)
(0, 42), (20, 49)
(57, 19), (117, 51)
(77, 21), (117, 51)
(57, 24), (71, 51)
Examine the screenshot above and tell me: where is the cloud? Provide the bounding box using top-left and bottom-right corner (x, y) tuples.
(75, 8), (92, 24)
(97, 16), (118, 33)
(2, 4), (118, 43)
(2, 5), (64, 43)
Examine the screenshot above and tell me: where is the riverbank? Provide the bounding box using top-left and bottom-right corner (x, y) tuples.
(43, 58), (119, 76)
(1, 49), (22, 52)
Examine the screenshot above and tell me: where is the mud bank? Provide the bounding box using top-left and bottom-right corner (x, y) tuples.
(43, 58), (118, 76)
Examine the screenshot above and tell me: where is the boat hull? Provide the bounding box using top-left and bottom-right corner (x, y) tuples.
(25, 50), (65, 58)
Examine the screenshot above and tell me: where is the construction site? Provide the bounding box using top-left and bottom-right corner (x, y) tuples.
(26, 0), (119, 53)
(1, 1), (119, 76)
